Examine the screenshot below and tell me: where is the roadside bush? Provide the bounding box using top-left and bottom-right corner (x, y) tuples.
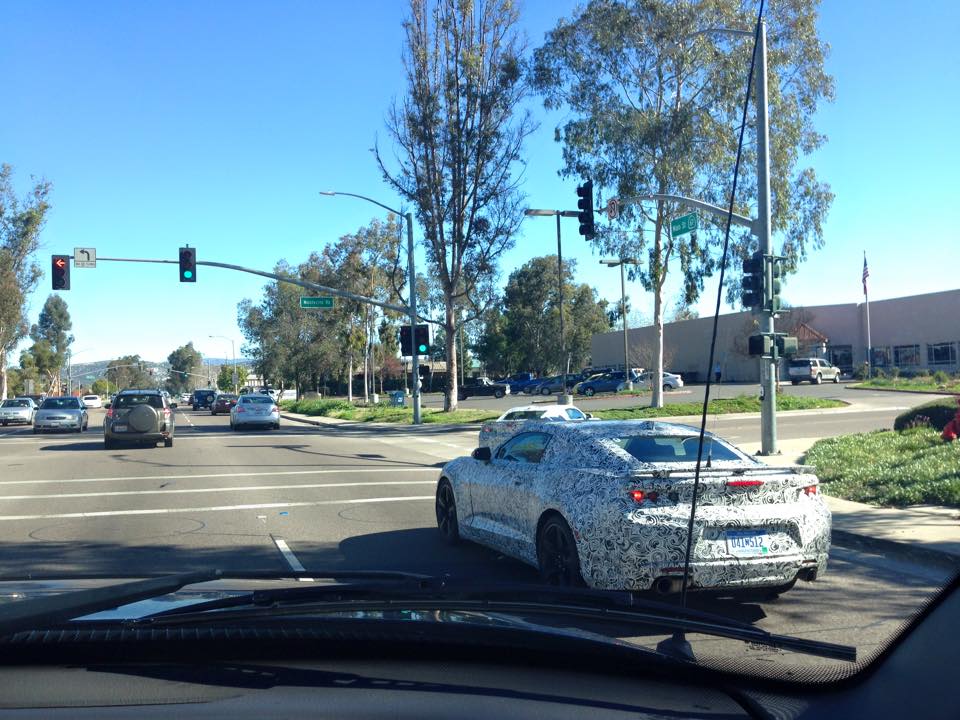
(933, 370), (951, 385)
(899, 367), (930, 379)
(893, 397), (959, 432)
(285, 398), (356, 418)
(852, 363), (869, 380)
(888, 366), (901, 380)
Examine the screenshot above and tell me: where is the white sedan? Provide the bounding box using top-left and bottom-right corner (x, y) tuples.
(82, 394), (103, 409)
(436, 420), (830, 596)
(230, 393), (280, 430)
(478, 404), (591, 449)
(635, 371), (684, 391)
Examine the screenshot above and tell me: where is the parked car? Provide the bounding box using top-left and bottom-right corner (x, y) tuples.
(191, 388), (218, 410)
(211, 393), (239, 415)
(497, 372), (539, 395)
(0, 397), (36, 426)
(479, 404), (592, 449)
(457, 377), (511, 401)
(526, 376), (565, 395)
(33, 396), (89, 434)
(82, 394), (103, 409)
(573, 370), (640, 396)
(436, 420), (830, 595)
(788, 358), (842, 385)
(103, 389), (175, 448)
(635, 371), (684, 391)
(230, 393), (280, 430)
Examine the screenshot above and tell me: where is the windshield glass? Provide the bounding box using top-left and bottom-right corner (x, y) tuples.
(1, 400), (30, 408)
(0, 0), (954, 688)
(39, 398), (80, 409)
(611, 436), (742, 463)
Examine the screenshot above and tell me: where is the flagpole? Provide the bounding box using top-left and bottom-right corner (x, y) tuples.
(864, 251), (872, 378)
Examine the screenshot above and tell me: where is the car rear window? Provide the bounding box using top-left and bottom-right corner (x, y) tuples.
(611, 435), (741, 463)
(2, 400), (30, 407)
(83, 395), (98, 400)
(789, 360), (813, 368)
(40, 398), (81, 409)
(502, 410), (544, 420)
(241, 396), (274, 404)
(217, 395), (238, 401)
(115, 394), (164, 409)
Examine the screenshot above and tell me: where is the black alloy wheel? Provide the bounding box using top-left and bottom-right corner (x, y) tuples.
(537, 516), (584, 587)
(494, 389), (504, 399)
(435, 480), (460, 544)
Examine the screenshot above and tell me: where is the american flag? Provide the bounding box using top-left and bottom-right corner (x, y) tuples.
(862, 253), (870, 296)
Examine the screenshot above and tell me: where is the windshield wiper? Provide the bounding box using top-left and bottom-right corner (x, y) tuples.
(134, 574), (854, 662)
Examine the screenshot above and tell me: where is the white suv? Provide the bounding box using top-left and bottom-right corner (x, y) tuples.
(788, 358), (842, 385)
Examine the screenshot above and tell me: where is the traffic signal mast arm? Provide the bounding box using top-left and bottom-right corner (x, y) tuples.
(616, 193), (758, 236)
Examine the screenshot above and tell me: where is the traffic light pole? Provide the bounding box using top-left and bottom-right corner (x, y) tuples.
(755, 20), (777, 456)
(405, 211), (422, 425)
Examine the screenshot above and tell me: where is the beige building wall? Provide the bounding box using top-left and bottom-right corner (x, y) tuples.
(590, 288), (960, 382)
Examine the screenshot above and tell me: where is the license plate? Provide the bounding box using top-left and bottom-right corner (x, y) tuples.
(725, 530), (770, 557)
(113, 424), (128, 432)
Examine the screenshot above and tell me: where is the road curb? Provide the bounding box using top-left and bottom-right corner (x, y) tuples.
(830, 529), (960, 570)
(846, 385), (959, 397)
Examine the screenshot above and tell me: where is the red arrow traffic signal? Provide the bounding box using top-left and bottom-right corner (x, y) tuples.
(51, 255), (70, 290)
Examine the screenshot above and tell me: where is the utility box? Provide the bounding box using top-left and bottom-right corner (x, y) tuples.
(390, 391), (406, 407)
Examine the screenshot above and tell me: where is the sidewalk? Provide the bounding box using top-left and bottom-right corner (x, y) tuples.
(282, 411), (960, 566)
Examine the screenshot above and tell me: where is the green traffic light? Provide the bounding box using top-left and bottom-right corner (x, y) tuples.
(418, 344), (427, 353)
(183, 270), (193, 279)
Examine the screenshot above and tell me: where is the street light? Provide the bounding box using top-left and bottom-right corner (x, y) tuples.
(320, 191), (421, 424)
(525, 208), (579, 405)
(209, 335), (237, 393)
(600, 259), (639, 390)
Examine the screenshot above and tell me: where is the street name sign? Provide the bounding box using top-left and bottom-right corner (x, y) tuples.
(300, 296), (334, 309)
(73, 247), (96, 268)
(670, 213), (698, 237)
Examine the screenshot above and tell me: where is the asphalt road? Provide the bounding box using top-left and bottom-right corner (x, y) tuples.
(0, 406), (951, 671)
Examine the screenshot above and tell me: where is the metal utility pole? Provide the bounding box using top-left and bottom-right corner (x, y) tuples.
(524, 208), (579, 405)
(600, 259), (639, 390)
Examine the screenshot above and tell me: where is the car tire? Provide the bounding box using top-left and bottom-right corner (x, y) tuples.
(211, 410), (216, 416)
(833, 373), (840, 383)
(494, 390), (504, 399)
(104, 437), (115, 450)
(435, 479), (461, 544)
(164, 437), (173, 447)
(33, 428), (39, 434)
(273, 422), (280, 430)
(537, 516), (584, 587)
(791, 380), (799, 385)
(815, 374), (822, 385)
(540, 386), (551, 396)
(1, 421), (6, 426)
(584, 387), (595, 397)
(663, 384), (672, 391)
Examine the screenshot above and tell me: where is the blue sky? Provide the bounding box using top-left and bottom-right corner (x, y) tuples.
(2, 0), (957, 364)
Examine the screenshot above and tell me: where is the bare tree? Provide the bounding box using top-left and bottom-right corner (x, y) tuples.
(376, 0), (534, 410)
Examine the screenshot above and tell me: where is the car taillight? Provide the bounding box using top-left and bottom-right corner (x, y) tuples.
(236, 406), (245, 413)
(630, 489), (658, 503)
(726, 479), (764, 487)
(163, 408), (171, 419)
(270, 406), (278, 413)
(803, 484), (818, 496)
(105, 408), (113, 419)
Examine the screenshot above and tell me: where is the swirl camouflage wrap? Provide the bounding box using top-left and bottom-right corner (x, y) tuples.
(439, 419), (830, 593)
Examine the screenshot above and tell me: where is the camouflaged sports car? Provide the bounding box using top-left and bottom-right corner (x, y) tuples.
(436, 420), (830, 597)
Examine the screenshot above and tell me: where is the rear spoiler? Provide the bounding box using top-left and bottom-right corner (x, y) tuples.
(630, 465), (816, 480)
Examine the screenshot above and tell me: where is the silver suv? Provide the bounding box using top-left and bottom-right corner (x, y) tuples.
(788, 358), (842, 385)
(104, 389), (175, 448)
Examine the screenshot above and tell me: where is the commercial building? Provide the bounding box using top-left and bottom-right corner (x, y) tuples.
(590, 288), (960, 382)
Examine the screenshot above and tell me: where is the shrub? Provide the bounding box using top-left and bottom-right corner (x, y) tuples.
(889, 366), (901, 380)
(852, 363), (869, 380)
(933, 370), (950, 385)
(893, 397), (959, 432)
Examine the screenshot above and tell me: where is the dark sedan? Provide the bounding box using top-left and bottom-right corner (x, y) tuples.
(211, 393), (239, 415)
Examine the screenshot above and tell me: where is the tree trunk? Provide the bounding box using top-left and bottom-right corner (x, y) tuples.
(347, 357), (353, 403)
(0, 349), (7, 400)
(444, 300), (458, 411)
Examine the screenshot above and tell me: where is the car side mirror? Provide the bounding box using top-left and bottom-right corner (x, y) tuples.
(471, 446), (492, 463)
(170, 402), (178, 408)
(585, 413), (594, 419)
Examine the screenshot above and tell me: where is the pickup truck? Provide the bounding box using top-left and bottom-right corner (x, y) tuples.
(457, 377), (511, 401)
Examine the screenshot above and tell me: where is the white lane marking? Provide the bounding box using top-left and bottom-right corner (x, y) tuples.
(273, 537), (305, 570)
(0, 479), (437, 501)
(0, 466), (437, 487)
(0, 495), (435, 521)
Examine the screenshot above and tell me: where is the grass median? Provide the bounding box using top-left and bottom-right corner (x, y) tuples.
(852, 375), (960, 394)
(592, 395), (845, 420)
(804, 428), (960, 507)
(282, 394), (844, 425)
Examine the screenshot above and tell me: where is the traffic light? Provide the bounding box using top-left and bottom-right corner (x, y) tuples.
(399, 324), (430, 356)
(51, 255), (70, 290)
(576, 180), (595, 238)
(178, 246), (196, 282)
(741, 250), (763, 311)
(748, 334), (772, 357)
(776, 336), (799, 356)
(769, 257), (783, 312)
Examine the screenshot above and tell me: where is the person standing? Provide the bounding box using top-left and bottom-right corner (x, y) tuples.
(714, 362), (722, 383)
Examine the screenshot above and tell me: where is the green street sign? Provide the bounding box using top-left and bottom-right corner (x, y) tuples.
(670, 213), (698, 236)
(300, 296), (334, 309)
